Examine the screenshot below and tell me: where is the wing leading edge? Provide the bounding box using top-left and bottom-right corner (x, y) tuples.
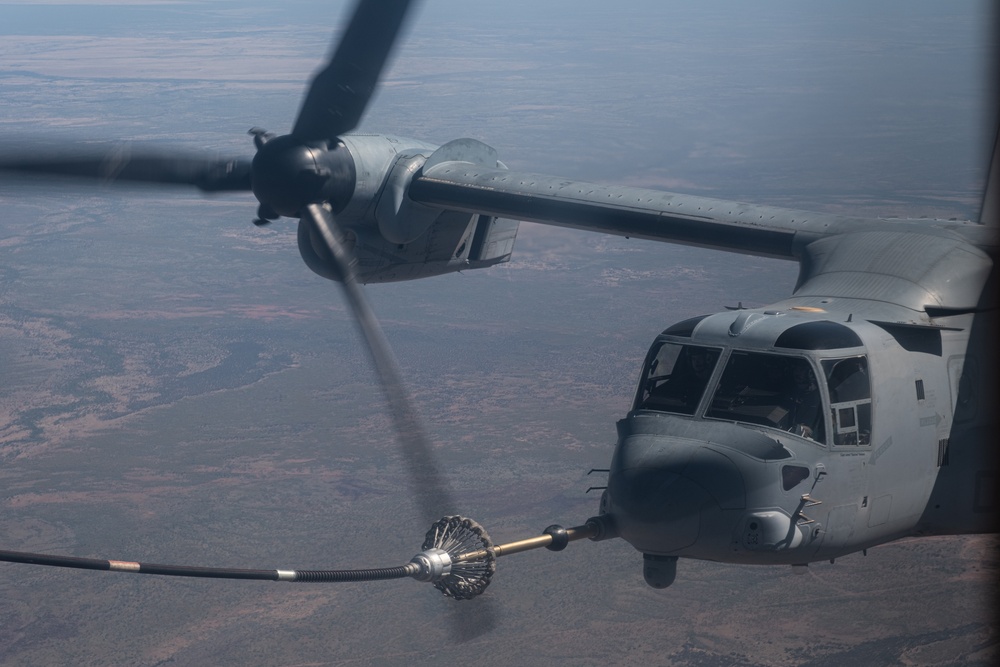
(409, 155), (998, 262)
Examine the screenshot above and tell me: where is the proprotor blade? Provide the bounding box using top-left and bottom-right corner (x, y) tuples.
(292, 0), (419, 141)
(302, 204), (454, 522)
(0, 147), (252, 192)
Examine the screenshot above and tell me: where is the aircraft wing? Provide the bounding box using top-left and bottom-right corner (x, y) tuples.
(409, 160), (861, 261)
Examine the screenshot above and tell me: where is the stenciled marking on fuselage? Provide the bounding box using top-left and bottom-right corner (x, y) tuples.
(870, 436), (893, 465)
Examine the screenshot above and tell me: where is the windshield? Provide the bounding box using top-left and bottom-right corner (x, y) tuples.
(636, 342), (721, 415)
(706, 351), (825, 443)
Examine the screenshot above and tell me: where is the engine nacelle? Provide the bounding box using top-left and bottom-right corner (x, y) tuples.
(297, 134), (519, 284)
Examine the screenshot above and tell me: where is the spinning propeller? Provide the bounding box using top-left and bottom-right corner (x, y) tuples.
(0, 0), (612, 601)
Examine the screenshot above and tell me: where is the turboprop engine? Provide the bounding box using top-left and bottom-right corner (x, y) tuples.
(294, 135), (520, 284)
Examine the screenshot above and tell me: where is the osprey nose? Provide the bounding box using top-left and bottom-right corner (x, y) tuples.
(607, 437), (747, 554)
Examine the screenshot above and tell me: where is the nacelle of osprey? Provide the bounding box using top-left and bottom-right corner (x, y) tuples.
(295, 135), (519, 284)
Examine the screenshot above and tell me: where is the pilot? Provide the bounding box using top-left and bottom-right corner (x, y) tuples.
(678, 347), (716, 411)
(782, 362), (821, 439)
(687, 348), (712, 385)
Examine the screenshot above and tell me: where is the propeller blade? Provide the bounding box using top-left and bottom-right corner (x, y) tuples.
(302, 203), (454, 522)
(0, 147), (252, 192)
(292, 0), (418, 141)
(304, 204), (498, 642)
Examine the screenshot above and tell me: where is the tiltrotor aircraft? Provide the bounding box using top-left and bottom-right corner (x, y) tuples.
(0, 0), (996, 597)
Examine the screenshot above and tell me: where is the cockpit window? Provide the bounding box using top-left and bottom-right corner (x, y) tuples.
(661, 315), (711, 337)
(774, 321), (863, 350)
(822, 356), (872, 447)
(706, 351), (825, 443)
(636, 343), (721, 415)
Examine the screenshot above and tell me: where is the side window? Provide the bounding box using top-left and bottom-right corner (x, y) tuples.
(636, 343), (721, 415)
(822, 356), (872, 446)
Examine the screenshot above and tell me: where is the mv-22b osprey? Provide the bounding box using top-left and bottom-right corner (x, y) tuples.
(1, 0), (996, 594)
